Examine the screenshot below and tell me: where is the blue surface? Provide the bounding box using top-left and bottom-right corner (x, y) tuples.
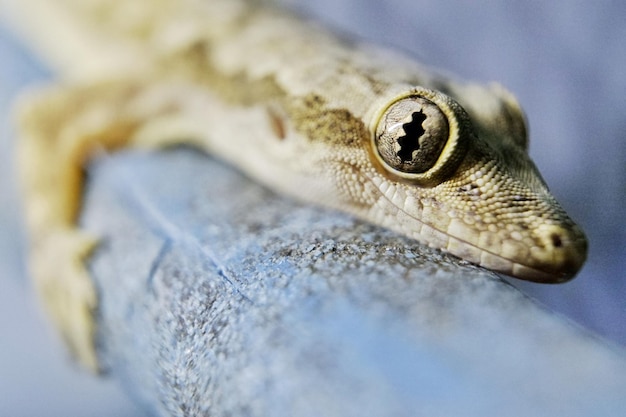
(86, 149), (626, 417)
(1, 1), (625, 415)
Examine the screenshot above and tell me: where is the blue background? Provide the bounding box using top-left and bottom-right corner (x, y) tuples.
(1, 1), (625, 415)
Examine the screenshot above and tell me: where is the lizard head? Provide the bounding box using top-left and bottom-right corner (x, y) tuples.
(368, 86), (587, 283)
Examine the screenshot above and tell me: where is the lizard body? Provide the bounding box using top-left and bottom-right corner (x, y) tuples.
(7, 0), (587, 370)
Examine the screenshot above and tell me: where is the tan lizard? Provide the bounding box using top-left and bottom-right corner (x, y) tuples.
(6, 0), (587, 371)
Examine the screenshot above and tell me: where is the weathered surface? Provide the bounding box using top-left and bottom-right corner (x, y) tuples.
(84, 149), (626, 417)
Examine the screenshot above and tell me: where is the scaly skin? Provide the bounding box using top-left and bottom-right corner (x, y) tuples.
(8, 0), (587, 370)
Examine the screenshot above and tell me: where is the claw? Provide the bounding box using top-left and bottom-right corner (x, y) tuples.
(30, 229), (101, 372)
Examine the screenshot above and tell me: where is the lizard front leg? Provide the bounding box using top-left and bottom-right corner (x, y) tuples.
(17, 78), (208, 371)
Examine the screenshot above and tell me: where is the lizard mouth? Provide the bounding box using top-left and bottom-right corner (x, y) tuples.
(383, 192), (589, 283)
(438, 221), (588, 283)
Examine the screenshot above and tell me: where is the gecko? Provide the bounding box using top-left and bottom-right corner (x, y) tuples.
(6, 0), (587, 371)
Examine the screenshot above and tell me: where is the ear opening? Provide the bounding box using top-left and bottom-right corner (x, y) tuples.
(488, 82), (529, 150)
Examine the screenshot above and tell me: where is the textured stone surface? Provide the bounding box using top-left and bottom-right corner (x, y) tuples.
(85, 149), (626, 417)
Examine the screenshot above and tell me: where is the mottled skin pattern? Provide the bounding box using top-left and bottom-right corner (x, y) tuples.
(9, 0), (587, 370)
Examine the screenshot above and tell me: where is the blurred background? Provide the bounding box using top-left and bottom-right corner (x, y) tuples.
(1, 0), (624, 415)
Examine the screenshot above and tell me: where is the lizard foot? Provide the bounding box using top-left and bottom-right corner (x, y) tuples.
(31, 228), (101, 372)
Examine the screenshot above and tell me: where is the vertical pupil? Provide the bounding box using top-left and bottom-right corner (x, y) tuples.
(397, 111), (427, 162)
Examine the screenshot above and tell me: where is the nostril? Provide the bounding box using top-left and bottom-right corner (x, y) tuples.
(524, 225), (587, 281)
(550, 233), (563, 248)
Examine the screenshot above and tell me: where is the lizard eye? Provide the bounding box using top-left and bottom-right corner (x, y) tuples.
(372, 88), (472, 185)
